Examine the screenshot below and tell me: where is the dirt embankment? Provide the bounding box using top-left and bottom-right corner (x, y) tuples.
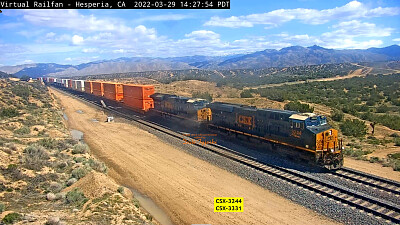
(51, 88), (339, 225)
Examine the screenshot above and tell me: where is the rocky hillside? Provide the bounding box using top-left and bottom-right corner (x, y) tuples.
(0, 79), (156, 224)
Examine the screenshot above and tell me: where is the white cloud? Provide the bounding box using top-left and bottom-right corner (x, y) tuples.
(322, 20), (393, 38)
(113, 49), (126, 53)
(72, 35), (84, 45)
(135, 14), (190, 23)
(322, 39), (383, 49)
(17, 9), (132, 34)
(23, 59), (34, 64)
(185, 30), (220, 40)
(64, 56), (99, 64)
(204, 1), (400, 28)
(205, 16), (254, 28)
(82, 48), (99, 53)
(393, 38), (400, 42)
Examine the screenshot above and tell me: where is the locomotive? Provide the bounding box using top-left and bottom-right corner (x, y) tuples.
(151, 94), (343, 170)
(41, 78), (344, 169)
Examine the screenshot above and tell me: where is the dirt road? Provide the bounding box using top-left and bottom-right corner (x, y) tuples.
(50, 88), (339, 225)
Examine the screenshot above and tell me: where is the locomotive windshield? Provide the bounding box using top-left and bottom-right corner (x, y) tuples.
(305, 115), (327, 127)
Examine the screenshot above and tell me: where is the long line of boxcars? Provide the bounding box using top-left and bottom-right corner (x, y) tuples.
(40, 77), (344, 169)
(40, 77), (154, 112)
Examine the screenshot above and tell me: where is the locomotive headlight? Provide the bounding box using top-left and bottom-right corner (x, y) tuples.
(342, 147), (345, 150)
(330, 149), (334, 153)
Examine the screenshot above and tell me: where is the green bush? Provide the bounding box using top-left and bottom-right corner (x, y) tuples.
(12, 85), (30, 99)
(0, 202), (5, 213)
(369, 157), (381, 163)
(389, 152), (400, 160)
(376, 105), (390, 113)
(240, 89), (253, 98)
(394, 138), (400, 146)
(343, 148), (371, 157)
(331, 109), (344, 122)
(36, 138), (58, 149)
(72, 143), (89, 154)
(71, 167), (90, 179)
(86, 159), (107, 174)
(2, 212), (22, 224)
(284, 101), (314, 113)
(340, 119), (367, 137)
(0, 107), (19, 118)
(13, 126), (30, 135)
(117, 186), (124, 194)
(66, 188), (87, 206)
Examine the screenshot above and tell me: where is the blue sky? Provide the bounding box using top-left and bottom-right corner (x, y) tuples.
(0, 0), (399, 66)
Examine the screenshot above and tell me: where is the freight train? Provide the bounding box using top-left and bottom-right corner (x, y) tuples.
(40, 77), (344, 170)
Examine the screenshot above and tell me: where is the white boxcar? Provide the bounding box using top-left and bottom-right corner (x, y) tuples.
(75, 80), (85, 92)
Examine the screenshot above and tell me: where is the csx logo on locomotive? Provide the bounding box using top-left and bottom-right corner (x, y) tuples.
(237, 115), (253, 126)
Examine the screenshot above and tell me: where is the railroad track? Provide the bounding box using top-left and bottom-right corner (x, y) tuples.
(334, 167), (400, 196)
(52, 86), (400, 224)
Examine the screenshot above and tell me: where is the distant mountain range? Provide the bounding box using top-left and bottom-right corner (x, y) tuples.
(1, 45), (399, 78)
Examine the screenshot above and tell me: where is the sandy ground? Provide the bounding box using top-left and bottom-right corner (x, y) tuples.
(344, 158), (400, 182)
(50, 88), (340, 225)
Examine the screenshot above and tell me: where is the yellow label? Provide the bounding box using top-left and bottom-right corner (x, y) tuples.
(214, 197), (243, 212)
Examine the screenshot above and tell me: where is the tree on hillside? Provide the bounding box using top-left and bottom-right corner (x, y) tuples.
(284, 101), (314, 113)
(20, 75), (31, 81)
(240, 89), (252, 98)
(331, 109), (344, 122)
(340, 119), (367, 137)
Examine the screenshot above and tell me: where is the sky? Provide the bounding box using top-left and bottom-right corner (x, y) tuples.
(0, 0), (400, 66)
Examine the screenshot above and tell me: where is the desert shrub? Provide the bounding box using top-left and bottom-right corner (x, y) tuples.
(7, 143), (17, 151)
(49, 182), (63, 193)
(72, 143), (89, 154)
(12, 85), (30, 99)
(13, 126), (30, 136)
(23, 144), (50, 171)
(394, 138), (400, 146)
(389, 152), (400, 160)
(369, 157), (381, 163)
(284, 101), (314, 113)
(331, 109), (344, 122)
(0, 107), (19, 118)
(74, 157), (86, 163)
(340, 119), (367, 137)
(385, 159), (400, 171)
(240, 89), (252, 98)
(343, 148), (371, 157)
(192, 91), (213, 102)
(71, 167), (90, 179)
(36, 138), (58, 149)
(19, 75), (30, 81)
(117, 186), (124, 194)
(2, 212), (22, 224)
(376, 105), (389, 113)
(132, 199), (140, 208)
(145, 214), (153, 221)
(0, 202), (5, 213)
(86, 159), (108, 173)
(66, 188), (87, 206)
(367, 137), (380, 145)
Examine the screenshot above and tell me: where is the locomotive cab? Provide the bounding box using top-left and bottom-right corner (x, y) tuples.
(290, 113), (343, 169)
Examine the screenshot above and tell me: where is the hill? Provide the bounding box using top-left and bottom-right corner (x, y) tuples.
(0, 45), (399, 78)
